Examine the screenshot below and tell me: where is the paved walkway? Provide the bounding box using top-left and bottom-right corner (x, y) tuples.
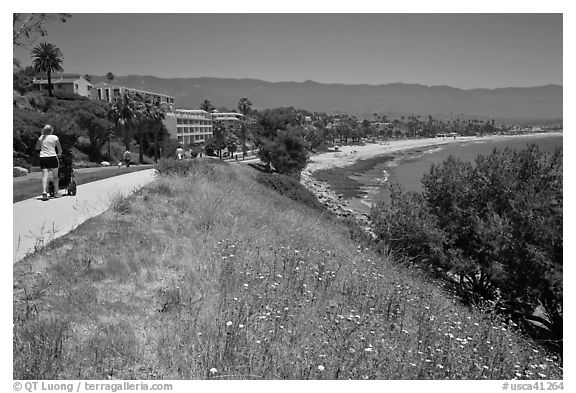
(13, 169), (157, 263)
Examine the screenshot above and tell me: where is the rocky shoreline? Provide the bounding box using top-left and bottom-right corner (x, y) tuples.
(300, 168), (375, 238)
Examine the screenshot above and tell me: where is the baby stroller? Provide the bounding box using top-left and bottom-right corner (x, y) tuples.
(48, 150), (77, 197)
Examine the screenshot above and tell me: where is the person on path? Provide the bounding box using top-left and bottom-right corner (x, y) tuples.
(35, 125), (62, 201)
(176, 145), (184, 160)
(124, 149), (132, 167)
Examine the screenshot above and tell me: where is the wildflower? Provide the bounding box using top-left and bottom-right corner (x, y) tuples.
(364, 348), (373, 352)
(409, 363), (416, 367)
(318, 365), (325, 371)
(210, 368), (218, 374)
(238, 324), (244, 328)
(256, 340), (261, 344)
(243, 283), (249, 288)
(437, 364), (444, 369)
(226, 321), (233, 327)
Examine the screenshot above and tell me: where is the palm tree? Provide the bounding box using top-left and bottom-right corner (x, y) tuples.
(31, 42), (63, 97)
(142, 98), (166, 162)
(237, 97), (252, 117)
(109, 92), (139, 151)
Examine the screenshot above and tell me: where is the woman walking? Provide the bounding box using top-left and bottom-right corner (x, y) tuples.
(35, 124), (62, 200)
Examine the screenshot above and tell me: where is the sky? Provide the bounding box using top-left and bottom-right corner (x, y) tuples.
(12, 12), (563, 90)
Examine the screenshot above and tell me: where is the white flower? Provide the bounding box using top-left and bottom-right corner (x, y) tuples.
(364, 347), (373, 352)
(318, 365), (325, 371)
(226, 321), (233, 327)
(210, 368), (218, 374)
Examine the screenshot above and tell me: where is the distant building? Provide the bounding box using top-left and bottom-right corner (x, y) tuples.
(32, 73), (93, 97)
(164, 109), (213, 145)
(211, 111), (245, 128)
(91, 82), (175, 111)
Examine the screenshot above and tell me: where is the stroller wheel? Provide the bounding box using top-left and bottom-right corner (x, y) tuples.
(68, 181), (77, 196)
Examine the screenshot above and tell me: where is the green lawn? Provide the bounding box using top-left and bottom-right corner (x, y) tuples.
(13, 165), (154, 203)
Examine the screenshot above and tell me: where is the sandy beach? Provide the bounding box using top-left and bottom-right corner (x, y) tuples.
(305, 133), (562, 174)
(300, 132), (563, 223)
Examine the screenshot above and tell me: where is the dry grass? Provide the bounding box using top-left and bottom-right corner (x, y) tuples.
(13, 158), (562, 380)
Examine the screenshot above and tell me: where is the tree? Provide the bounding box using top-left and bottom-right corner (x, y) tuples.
(106, 72), (115, 83)
(109, 92), (140, 150)
(13, 13), (70, 48)
(140, 98), (166, 162)
(236, 97), (253, 156)
(73, 101), (113, 162)
(237, 97), (252, 116)
(13, 66), (36, 95)
(31, 42), (64, 97)
(200, 99), (214, 113)
(258, 130), (308, 178)
(206, 123), (228, 158)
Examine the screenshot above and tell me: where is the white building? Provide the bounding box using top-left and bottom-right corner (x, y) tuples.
(32, 74), (93, 97)
(91, 82), (175, 111)
(211, 111), (245, 128)
(164, 109), (213, 145)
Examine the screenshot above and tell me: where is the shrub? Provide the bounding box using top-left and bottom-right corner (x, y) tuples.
(371, 145), (563, 350)
(13, 157), (32, 172)
(371, 184), (447, 271)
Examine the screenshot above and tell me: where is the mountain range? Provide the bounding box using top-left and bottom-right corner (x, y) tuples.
(90, 75), (562, 122)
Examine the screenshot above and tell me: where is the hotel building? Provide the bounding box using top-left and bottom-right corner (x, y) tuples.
(211, 111), (245, 128)
(91, 82), (175, 111)
(164, 109), (214, 145)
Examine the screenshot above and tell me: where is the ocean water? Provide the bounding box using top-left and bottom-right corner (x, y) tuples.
(350, 134), (563, 213)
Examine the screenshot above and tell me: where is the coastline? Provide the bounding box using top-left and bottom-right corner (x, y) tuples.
(300, 132), (563, 225)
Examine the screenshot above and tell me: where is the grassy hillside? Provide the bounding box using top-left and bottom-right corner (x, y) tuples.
(13, 159), (562, 380)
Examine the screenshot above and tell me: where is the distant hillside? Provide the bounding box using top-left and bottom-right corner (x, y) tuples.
(90, 75), (562, 121)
